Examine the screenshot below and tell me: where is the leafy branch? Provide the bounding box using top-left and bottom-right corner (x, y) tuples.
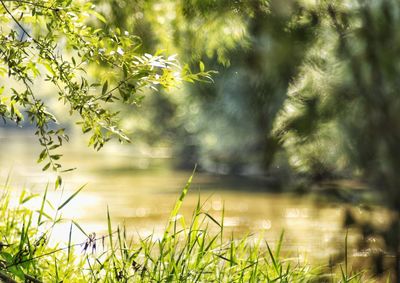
(0, 0), (214, 184)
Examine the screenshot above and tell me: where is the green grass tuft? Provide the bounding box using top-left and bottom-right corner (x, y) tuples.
(0, 175), (380, 282)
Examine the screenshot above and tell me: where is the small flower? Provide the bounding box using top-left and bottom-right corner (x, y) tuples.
(82, 232), (97, 254)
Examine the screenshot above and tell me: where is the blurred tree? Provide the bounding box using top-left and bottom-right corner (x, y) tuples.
(95, 0), (318, 175)
(101, 0), (400, 278)
(274, 0), (400, 280)
(2, 0), (400, 278)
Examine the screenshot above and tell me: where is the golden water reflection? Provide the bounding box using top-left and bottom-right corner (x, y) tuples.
(0, 131), (385, 265)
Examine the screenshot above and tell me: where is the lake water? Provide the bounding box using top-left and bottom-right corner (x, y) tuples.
(0, 130), (386, 266)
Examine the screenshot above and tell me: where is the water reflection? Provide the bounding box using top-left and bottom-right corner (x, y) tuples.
(0, 131), (382, 265)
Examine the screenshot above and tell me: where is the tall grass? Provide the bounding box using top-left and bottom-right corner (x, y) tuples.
(0, 173), (379, 282)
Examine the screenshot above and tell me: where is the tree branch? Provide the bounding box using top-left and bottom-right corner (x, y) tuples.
(1, 0), (61, 11)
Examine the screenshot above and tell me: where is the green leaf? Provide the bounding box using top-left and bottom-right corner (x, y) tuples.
(199, 61), (205, 72)
(164, 165), (196, 237)
(50, 154), (62, 160)
(42, 62), (56, 76)
(42, 162), (51, 171)
(203, 212), (221, 228)
(266, 242), (279, 273)
(67, 222), (73, 262)
(49, 144), (60, 150)
(55, 175), (62, 190)
(275, 230), (284, 259)
(38, 184), (48, 226)
(102, 80), (108, 95)
(88, 10), (107, 23)
(58, 184), (87, 210)
(20, 193), (39, 205)
(61, 167), (76, 173)
(72, 220), (88, 237)
(107, 205), (114, 253)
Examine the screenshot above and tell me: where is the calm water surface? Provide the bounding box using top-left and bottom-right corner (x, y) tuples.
(0, 130), (377, 264)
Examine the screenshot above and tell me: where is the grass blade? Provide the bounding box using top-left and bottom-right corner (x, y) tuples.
(67, 222), (73, 262)
(58, 184), (87, 211)
(72, 220), (88, 237)
(37, 183), (48, 226)
(345, 229), (348, 277)
(266, 242), (279, 274)
(107, 205), (114, 253)
(203, 212), (222, 228)
(165, 165), (196, 236)
(275, 230), (284, 259)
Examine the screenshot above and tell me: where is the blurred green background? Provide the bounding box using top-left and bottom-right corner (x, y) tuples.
(2, 0), (400, 277)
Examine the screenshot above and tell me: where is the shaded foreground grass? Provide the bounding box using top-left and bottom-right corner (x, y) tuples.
(0, 173), (379, 282)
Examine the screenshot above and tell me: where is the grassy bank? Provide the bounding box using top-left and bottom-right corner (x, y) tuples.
(0, 174), (377, 282)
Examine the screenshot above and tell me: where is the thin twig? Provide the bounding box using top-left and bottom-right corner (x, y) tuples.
(2, 0), (61, 11)
(0, 0), (33, 39)
(0, 271), (18, 283)
(0, 271), (43, 283)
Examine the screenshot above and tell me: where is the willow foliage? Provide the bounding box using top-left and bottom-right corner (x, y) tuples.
(0, 0), (212, 181)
